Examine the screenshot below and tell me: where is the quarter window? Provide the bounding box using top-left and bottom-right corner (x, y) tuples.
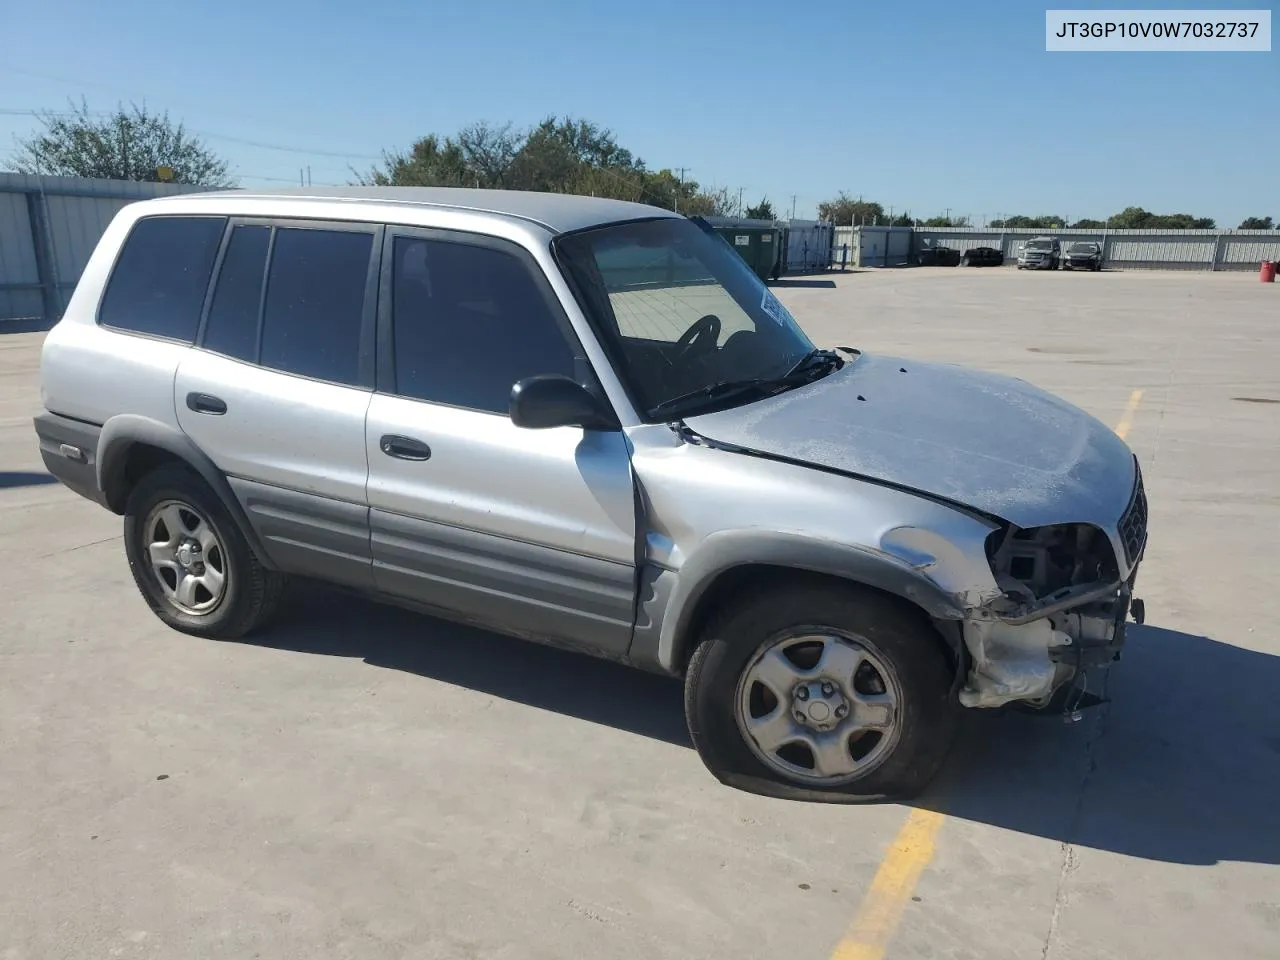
(390, 236), (579, 414)
(98, 216), (226, 341)
(260, 228), (373, 385)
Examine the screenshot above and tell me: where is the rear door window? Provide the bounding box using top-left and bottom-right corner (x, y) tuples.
(202, 224), (270, 362)
(98, 216), (226, 341)
(259, 227), (375, 385)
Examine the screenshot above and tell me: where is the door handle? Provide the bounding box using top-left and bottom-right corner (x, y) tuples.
(379, 434), (431, 461)
(186, 392), (227, 415)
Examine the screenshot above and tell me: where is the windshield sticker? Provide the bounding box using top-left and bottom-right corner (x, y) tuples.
(760, 288), (797, 327)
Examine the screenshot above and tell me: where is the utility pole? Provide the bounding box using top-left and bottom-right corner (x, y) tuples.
(945, 207), (951, 225)
(675, 167), (688, 214)
(307, 166), (312, 187)
(791, 194), (797, 220)
(738, 187), (744, 218)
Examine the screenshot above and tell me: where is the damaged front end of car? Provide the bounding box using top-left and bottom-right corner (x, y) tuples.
(956, 462), (1149, 712)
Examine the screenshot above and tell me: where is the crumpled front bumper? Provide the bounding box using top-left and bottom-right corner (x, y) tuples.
(958, 568), (1141, 709)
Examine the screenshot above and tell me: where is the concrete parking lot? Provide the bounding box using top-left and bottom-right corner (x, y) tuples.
(2, 268), (1277, 960)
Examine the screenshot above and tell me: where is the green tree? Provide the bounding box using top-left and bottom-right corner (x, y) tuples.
(818, 192), (885, 226)
(744, 197), (776, 220)
(1238, 216), (1274, 230)
(679, 187), (738, 217)
(889, 211), (913, 227)
(1071, 218), (1106, 229)
(922, 215), (971, 227)
(990, 214), (1066, 229)
(358, 133), (471, 187)
(12, 99), (232, 186)
(1104, 207), (1215, 229)
(455, 121), (521, 187)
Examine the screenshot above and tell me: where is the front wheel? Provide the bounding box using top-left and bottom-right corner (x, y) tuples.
(684, 582), (956, 801)
(123, 464), (286, 639)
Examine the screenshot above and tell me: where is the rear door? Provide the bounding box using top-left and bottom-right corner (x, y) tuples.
(364, 228), (637, 655)
(175, 218), (380, 589)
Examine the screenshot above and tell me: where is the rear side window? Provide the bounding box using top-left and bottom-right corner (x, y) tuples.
(98, 216), (226, 341)
(203, 224), (270, 362)
(260, 228), (373, 385)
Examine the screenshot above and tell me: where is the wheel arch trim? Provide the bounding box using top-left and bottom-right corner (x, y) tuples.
(97, 414), (279, 570)
(649, 530), (967, 674)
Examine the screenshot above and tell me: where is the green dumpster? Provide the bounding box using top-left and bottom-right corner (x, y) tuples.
(707, 220), (782, 281)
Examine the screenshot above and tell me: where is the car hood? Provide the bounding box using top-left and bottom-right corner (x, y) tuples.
(681, 353), (1136, 529)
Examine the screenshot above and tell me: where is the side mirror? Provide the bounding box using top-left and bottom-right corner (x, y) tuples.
(510, 375), (619, 431)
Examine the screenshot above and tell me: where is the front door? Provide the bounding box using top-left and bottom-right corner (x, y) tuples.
(364, 228), (638, 655)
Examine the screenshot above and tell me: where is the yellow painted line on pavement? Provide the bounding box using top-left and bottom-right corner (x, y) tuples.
(1115, 389), (1145, 440)
(828, 388), (1146, 960)
(830, 808), (945, 960)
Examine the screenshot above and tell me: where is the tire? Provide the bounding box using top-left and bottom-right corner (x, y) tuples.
(684, 581), (956, 802)
(123, 463), (285, 639)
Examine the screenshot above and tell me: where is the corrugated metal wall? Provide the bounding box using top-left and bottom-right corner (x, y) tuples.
(874, 226), (1280, 272)
(782, 221), (835, 271)
(0, 172), (208, 322)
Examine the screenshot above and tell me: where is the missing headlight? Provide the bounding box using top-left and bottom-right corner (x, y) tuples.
(985, 523), (1120, 603)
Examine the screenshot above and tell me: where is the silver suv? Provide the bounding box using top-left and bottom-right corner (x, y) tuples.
(34, 188), (1147, 800)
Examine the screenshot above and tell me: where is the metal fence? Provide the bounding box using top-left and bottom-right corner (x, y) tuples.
(0, 172), (207, 323)
(833, 225), (1280, 271)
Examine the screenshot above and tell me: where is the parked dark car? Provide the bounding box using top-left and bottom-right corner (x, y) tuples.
(1063, 241), (1103, 271)
(916, 245), (962, 267)
(960, 246), (1004, 267)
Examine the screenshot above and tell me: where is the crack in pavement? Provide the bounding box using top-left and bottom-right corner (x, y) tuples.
(1040, 670), (1114, 960)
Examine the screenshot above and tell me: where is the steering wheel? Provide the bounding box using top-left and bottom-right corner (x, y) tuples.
(674, 314), (721, 363)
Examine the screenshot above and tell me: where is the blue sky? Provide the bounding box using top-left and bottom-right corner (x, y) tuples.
(1, 0), (1274, 225)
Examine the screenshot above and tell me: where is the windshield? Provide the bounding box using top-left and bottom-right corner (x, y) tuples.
(554, 217), (817, 420)
(1069, 242), (1099, 253)
(1026, 240), (1054, 251)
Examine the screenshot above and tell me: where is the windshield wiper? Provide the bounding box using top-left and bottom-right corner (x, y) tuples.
(648, 379), (781, 420)
(649, 349), (844, 421)
(783, 347), (843, 380)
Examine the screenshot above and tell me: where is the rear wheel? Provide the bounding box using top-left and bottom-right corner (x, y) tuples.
(684, 582), (956, 801)
(123, 464), (285, 639)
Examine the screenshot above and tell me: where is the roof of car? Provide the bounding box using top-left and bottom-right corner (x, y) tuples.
(165, 186), (680, 234)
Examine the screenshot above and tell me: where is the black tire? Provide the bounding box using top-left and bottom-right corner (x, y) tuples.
(123, 463), (285, 639)
(684, 581), (956, 803)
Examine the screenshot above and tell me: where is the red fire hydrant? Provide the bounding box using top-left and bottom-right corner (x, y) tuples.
(1261, 260), (1277, 283)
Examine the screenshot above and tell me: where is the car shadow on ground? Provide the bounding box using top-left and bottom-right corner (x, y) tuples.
(253, 582), (691, 747)
(0, 471), (58, 489)
(916, 623), (1280, 866)
(0, 317), (56, 334)
(246, 586), (1279, 866)
(768, 278), (839, 289)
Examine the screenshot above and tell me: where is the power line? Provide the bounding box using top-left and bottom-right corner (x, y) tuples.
(1, 106), (383, 161)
